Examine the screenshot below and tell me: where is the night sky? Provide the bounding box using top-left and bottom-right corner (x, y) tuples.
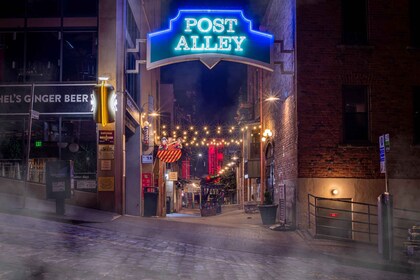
(161, 0), (269, 125)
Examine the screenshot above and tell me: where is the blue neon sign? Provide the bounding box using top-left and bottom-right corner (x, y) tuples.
(147, 9), (274, 71)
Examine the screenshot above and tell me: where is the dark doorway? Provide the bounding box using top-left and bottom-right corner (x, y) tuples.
(316, 198), (352, 239)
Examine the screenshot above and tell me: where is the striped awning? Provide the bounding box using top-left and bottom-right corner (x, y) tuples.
(157, 149), (182, 163)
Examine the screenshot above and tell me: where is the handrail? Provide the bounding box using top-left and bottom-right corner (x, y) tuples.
(308, 193), (420, 245)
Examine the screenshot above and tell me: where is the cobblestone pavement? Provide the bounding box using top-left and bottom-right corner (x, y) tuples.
(0, 212), (419, 280)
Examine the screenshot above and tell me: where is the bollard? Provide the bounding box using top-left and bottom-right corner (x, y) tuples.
(378, 192), (393, 260)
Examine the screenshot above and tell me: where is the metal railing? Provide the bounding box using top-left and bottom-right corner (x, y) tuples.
(308, 194), (378, 243)
(393, 207), (420, 242)
(308, 194), (420, 246)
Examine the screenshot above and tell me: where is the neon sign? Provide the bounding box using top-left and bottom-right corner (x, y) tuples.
(147, 9), (273, 71)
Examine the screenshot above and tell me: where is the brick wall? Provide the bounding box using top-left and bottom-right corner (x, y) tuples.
(262, 0), (297, 182)
(296, 0), (420, 179)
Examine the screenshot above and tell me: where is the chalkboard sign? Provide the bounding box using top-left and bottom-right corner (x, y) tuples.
(46, 160), (72, 200)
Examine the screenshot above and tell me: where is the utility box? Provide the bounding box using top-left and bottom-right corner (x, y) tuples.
(46, 160), (72, 215)
(378, 192), (393, 260)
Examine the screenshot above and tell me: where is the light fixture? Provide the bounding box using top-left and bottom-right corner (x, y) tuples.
(149, 111), (159, 117)
(98, 75), (109, 81)
(262, 129), (273, 141)
(265, 96), (280, 102)
(331, 189), (339, 195)
(68, 143), (79, 153)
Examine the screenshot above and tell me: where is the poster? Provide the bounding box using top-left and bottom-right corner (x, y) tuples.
(98, 176), (114, 191)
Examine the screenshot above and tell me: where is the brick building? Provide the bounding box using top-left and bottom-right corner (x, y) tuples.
(242, 0), (420, 229)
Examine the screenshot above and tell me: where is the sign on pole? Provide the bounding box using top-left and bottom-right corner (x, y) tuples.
(379, 135), (386, 174)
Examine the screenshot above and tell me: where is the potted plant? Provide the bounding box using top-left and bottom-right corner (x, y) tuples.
(258, 190), (278, 225)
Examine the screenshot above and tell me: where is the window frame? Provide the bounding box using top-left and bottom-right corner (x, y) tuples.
(409, 0), (420, 47)
(341, 0), (369, 45)
(342, 85), (370, 145)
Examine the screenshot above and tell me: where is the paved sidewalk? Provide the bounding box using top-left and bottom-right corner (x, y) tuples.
(0, 193), (419, 276)
(0, 193), (119, 223)
(168, 208), (420, 275)
(297, 229), (420, 275)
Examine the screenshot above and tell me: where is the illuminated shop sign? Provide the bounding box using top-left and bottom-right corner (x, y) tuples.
(0, 85), (94, 115)
(147, 9), (273, 71)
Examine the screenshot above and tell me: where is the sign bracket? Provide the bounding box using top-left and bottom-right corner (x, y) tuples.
(126, 39), (147, 74)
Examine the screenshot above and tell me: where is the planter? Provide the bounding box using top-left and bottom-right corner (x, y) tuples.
(258, 204), (278, 225)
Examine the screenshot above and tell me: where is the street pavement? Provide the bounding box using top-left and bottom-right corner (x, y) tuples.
(0, 194), (419, 279)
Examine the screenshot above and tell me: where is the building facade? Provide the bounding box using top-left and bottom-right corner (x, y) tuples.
(0, 0), (162, 216)
(243, 0), (420, 229)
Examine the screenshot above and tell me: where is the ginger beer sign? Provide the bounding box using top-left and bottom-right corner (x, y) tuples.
(147, 9), (273, 71)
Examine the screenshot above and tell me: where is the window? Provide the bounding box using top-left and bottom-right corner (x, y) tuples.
(63, 0), (97, 17)
(62, 32), (97, 81)
(341, 0), (368, 45)
(409, 0), (420, 47)
(27, 0), (60, 18)
(414, 87), (420, 144)
(0, 0), (25, 18)
(343, 85), (369, 144)
(0, 32), (24, 83)
(26, 32), (60, 82)
(250, 131), (260, 159)
(125, 3), (141, 103)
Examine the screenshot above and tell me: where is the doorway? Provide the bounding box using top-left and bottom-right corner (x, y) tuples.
(316, 198), (353, 239)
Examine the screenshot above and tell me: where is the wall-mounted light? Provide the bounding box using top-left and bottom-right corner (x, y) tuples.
(265, 96), (280, 102)
(98, 75), (109, 81)
(262, 128), (273, 142)
(92, 77), (116, 126)
(331, 189), (339, 196)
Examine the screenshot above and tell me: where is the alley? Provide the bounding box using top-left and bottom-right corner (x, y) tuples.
(0, 210), (418, 280)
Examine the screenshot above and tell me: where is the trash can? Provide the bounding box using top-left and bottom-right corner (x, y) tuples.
(144, 187), (158, 217)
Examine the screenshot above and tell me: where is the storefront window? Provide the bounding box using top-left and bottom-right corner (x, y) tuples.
(27, 0), (61, 18)
(29, 117), (97, 187)
(0, 1), (25, 18)
(26, 32), (60, 82)
(0, 116), (26, 181)
(62, 32), (97, 82)
(0, 32), (25, 83)
(0, 84), (97, 192)
(63, 0), (97, 17)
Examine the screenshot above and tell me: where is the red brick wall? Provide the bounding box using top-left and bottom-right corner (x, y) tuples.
(296, 0), (420, 179)
(262, 0), (297, 182)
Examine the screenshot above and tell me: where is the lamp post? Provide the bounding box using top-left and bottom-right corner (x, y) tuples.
(139, 100), (160, 216)
(259, 92), (281, 203)
(259, 89), (265, 203)
(140, 101), (159, 153)
(231, 154), (241, 206)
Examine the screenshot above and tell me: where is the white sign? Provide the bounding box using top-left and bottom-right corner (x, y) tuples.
(52, 181), (65, 192)
(76, 180), (96, 190)
(168, 172), (178, 181)
(31, 110), (40, 120)
(142, 155), (153, 164)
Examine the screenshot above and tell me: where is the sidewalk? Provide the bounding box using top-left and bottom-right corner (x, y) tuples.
(297, 228), (420, 275)
(0, 193), (419, 275)
(0, 193), (119, 224)
(168, 208), (419, 274)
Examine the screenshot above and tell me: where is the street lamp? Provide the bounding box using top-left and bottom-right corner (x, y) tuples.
(260, 91), (281, 202)
(140, 101), (159, 152)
